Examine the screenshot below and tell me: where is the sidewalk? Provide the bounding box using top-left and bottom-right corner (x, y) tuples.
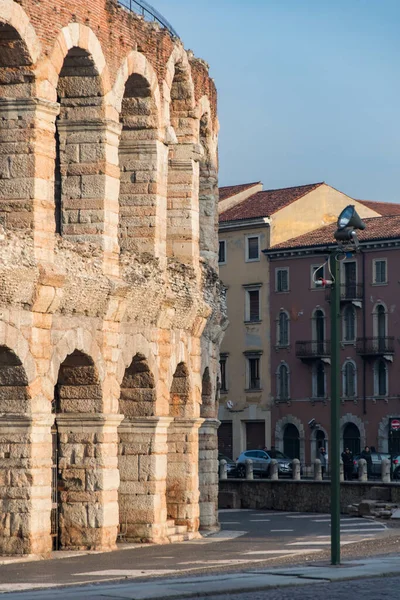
(6, 555), (400, 599)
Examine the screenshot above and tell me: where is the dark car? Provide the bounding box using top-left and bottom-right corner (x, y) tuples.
(236, 449), (293, 478)
(218, 453), (238, 478)
(353, 452), (391, 478)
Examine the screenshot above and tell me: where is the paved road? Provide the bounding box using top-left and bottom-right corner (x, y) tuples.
(0, 510), (389, 595)
(204, 576), (400, 600)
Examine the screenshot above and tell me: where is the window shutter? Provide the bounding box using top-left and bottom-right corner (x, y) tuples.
(249, 290), (259, 321)
(248, 237), (259, 260)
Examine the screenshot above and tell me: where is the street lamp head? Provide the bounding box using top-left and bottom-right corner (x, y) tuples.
(337, 205), (366, 231)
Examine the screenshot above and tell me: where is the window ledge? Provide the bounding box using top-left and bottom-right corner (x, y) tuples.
(372, 282), (388, 286)
(220, 390), (228, 395)
(275, 290), (290, 294)
(244, 320), (262, 325)
(245, 388), (263, 393)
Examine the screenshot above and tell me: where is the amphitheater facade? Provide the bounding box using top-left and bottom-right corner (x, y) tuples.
(0, 0), (225, 554)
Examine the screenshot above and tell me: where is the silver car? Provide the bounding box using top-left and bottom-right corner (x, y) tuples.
(236, 449), (292, 478)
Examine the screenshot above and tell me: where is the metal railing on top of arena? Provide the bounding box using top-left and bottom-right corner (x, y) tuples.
(117, 0), (180, 38)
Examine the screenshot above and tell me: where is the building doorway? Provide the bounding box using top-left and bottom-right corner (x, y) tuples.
(246, 421), (265, 451)
(283, 423), (300, 459)
(343, 422), (361, 456)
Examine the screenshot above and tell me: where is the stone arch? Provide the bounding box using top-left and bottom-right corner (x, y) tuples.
(340, 413), (366, 453)
(36, 24), (109, 102)
(119, 353), (156, 419)
(0, 345), (30, 415)
(0, 323), (36, 386)
(311, 425), (329, 460)
(116, 333), (158, 388)
(115, 53), (166, 256)
(197, 96), (218, 266)
(50, 328), (105, 389)
(164, 46), (199, 263)
(54, 349), (102, 414)
(275, 414), (305, 464)
(0, 0), (41, 67)
(169, 362), (191, 418)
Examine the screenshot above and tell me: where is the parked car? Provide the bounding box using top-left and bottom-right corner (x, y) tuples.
(352, 452), (395, 478)
(218, 453), (238, 478)
(236, 449), (293, 478)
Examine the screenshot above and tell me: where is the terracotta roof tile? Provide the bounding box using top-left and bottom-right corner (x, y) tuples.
(219, 182), (324, 222)
(218, 182), (261, 202)
(270, 215), (400, 251)
(356, 199), (400, 216)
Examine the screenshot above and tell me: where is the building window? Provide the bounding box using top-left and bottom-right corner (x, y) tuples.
(374, 359), (388, 397)
(220, 355), (228, 392)
(246, 235), (260, 262)
(311, 264), (325, 288)
(343, 261), (357, 297)
(373, 303), (387, 350)
(342, 360), (356, 398)
(373, 259), (387, 284)
(343, 305), (356, 342)
(313, 360), (326, 398)
(218, 240), (226, 264)
(277, 363), (290, 400)
(283, 424), (300, 459)
(246, 355), (261, 390)
(312, 308), (325, 353)
(343, 422), (361, 456)
(276, 267), (289, 292)
(245, 287), (261, 322)
(277, 310), (289, 347)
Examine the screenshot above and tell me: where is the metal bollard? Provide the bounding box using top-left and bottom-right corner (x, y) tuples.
(340, 459), (344, 482)
(381, 458), (391, 483)
(219, 459), (227, 480)
(270, 459), (278, 480)
(313, 458), (322, 481)
(245, 458), (253, 480)
(358, 458), (367, 481)
(292, 458), (301, 480)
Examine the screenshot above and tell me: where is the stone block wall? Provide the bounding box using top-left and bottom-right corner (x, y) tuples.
(0, 0), (225, 555)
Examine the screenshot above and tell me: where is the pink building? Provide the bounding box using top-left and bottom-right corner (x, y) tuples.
(266, 214), (400, 465)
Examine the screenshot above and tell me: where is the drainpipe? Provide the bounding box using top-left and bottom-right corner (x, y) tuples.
(362, 250), (367, 415)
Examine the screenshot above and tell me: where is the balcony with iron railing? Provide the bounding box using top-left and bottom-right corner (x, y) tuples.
(117, 0), (179, 37)
(326, 283), (363, 303)
(295, 340), (331, 360)
(356, 336), (395, 356)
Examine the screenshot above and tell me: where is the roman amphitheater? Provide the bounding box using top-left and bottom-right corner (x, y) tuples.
(0, 0), (225, 555)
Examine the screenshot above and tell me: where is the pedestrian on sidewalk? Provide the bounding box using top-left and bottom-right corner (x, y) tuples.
(341, 447), (353, 480)
(319, 446), (327, 478)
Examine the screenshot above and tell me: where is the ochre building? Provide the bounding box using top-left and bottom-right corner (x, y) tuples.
(0, 0), (225, 555)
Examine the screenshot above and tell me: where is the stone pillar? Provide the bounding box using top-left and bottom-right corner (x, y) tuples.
(270, 459), (278, 480)
(0, 98), (59, 260)
(292, 458), (301, 480)
(358, 458), (367, 482)
(118, 137), (168, 258)
(167, 143), (200, 265)
(219, 459), (227, 480)
(340, 460), (344, 482)
(245, 459), (253, 480)
(57, 120), (121, 276)
(118, 416), (171, 543)
(313, 458), (322, 481)
(0, 415), (53, 556)
(166, 418), (202, 532)
(381, 458), (391, 483)
(198, 418), (219, 531)
(56, 413), (122, 551)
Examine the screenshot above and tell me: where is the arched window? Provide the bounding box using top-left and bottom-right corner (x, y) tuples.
(277, 363), (289, 400)
(343, 305), (356, 342)
(342, 360), (356, 398)
(374, 359), (388, 397)
(313, 360), (326, 398)
(313, 309), (325, 353)
(316, 430), (326, 454)
(343, 422), (360, 456)
(278, 311), (289, 347)
(283, 424), (300, 459)
(373, 303), (387, 351)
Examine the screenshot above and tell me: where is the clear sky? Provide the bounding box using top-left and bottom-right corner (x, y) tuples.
(153, 0), (400, 202)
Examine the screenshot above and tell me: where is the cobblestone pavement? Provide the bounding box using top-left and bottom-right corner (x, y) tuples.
(205, 575), (400, 600)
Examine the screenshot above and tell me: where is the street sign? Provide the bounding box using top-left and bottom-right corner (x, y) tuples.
(391, 419), (400, 431)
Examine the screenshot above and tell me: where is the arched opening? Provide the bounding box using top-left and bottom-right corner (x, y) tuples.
(343, 305), (356, 342)
(118, 354), (156, 540)
(313, 309), (325, 353)
(167, 363), (195, 527)
(166, 60), (198, 263)
(374, 358), (388, 397)
(343, 422), (360, 456)
(277, 363), (289, 400)
(0, 346), (32, 554)
(278, 311), (289, 347)
(118, 71), (163, 255)
(198, 112), (217, 266)
(200, 367), (212, 418)
(343, 360), (356, 398)
(376, 304), (386, 351)
(316, 430), (326, 454)
(0, 23), (36, 230)
(54, 350), (102, 550)
(313, 360), (326, 398)
(283, 423), (300, 459)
